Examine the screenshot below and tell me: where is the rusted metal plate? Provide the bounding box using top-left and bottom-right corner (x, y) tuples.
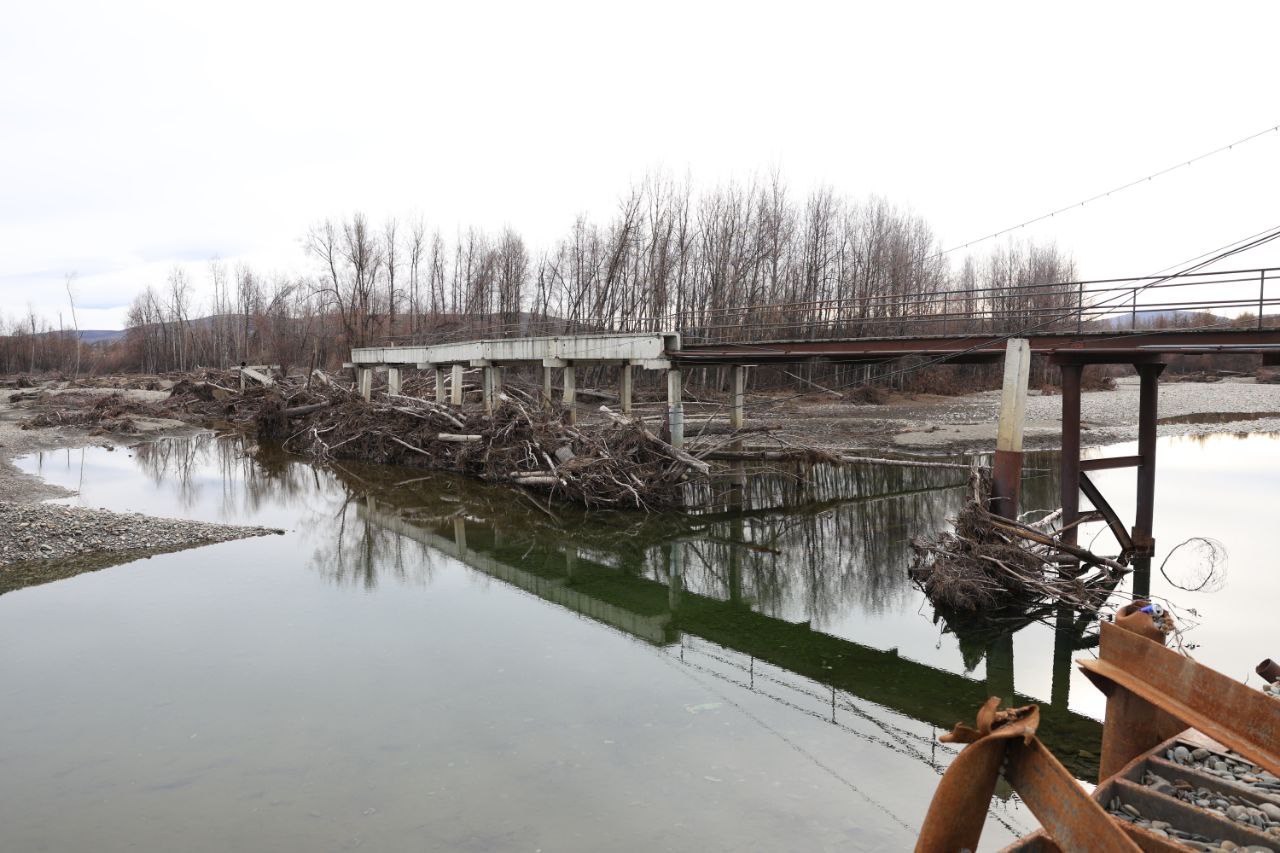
(1080, 622), (1280, 777)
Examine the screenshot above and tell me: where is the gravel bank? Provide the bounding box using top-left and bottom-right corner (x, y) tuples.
(737, 376), (1280, 452)
(0, 501), (283, 590)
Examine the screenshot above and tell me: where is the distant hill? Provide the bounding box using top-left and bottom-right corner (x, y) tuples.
(77, 330), (126, 344)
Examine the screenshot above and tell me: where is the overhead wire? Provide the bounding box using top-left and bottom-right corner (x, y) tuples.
(936, 122), (1280, 256)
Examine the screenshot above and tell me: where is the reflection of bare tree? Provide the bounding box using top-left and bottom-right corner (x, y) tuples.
(318, 457), (970, 627)
(308, 494), (445, 588)
(672, 463), (969, 625)
(131, 435), (330, 519)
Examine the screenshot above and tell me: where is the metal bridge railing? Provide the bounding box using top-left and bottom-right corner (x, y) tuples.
(370, 266), (1280, 348)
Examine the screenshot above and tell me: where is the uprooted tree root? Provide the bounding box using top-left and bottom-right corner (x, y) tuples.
(909, 469), (1128, 613)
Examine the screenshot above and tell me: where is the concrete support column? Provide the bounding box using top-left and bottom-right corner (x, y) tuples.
(434, 367), (447, 404)
(730, 364), (747, 431)
(450, 364), (465, 406)
(1132, 362), (1165, 557)
(387, 367), (401, 397)
(357, 367), (372, 402)
(667, 368), (684, 450)
(481, 364), (496, 414)
(620, 364), (633, 415)
(562, 363), (577, 424)
(991, 338), (1030, 519)
(1059, 362), (1083, 548)
(542, 366), (553, 407)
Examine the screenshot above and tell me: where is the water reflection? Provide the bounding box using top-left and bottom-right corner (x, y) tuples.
(305, 449), (1103, 781)
(15, 430), (1276, 850)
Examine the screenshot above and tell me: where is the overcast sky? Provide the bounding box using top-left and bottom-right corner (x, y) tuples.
(3, 0), (1279, 330)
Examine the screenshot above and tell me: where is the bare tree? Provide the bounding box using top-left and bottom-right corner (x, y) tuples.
(64, 272), (81, 377)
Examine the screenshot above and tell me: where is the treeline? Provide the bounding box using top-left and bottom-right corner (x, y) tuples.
(0, 174), (1238, 381)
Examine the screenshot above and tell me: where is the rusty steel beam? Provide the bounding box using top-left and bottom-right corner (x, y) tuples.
(1059, 363), (1083, 550)
(671, 327), (1280, 365)
(1003, 737), (1140, 853)
(1131, 363), (1165, 557)
(1079, 455), (1143, 472)
(1078, 472), (1136, 559)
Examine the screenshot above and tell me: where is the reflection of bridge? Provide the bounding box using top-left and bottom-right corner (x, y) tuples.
(356, 496), (1104, 779)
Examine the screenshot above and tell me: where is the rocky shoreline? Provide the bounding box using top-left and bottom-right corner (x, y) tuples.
(0, 500), (282, 575)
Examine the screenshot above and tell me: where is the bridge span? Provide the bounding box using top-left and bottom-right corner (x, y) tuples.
(349, 323), (1280, 565)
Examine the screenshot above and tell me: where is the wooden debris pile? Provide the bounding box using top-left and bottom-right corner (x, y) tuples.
(267, 384), (707, 509)
(18, 391), (170, 433)
(909, 469), (1128, 613)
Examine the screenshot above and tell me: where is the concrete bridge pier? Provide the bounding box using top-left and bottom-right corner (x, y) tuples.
(473, 360), (496, 413)
(542, 365), (554, 407)
(386, 367), (401, 397)
(357, 366), (372, 402)
(450, 364), (465, 406)
(563, 363), (577, 424)
(667, 368), (684, 449)
(730, 364), (747, 430)
(433, 367), (447, 404)
(620, 364), (633, 415)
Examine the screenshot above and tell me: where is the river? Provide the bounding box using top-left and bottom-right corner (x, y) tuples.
(1, 431), (1275, 851)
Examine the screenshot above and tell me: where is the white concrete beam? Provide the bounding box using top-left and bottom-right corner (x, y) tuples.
(351, 332), (678, 370)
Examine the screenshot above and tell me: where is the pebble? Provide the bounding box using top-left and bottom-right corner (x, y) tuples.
(0, 500), (283, 568)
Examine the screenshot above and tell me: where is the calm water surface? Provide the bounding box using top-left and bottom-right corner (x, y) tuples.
(2, 432), (1277, 851)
